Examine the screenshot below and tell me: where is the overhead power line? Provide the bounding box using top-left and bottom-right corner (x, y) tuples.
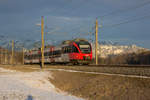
(102, 14), (150, 28)
(98, 0), (150, 18)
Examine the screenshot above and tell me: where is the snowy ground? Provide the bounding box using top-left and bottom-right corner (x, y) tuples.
(0, 68), (84, 100)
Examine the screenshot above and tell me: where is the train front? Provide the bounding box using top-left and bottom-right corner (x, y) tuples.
(73, 40), (92, 64)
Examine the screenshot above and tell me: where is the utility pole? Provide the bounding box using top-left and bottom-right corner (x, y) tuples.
(0, 47), (2, 64)
(95, 18), (98, 65)
(22, 47), (24, 65)
(4, 49), (7, 64)
(11, 40), (14, 65)
(41, 16), (44, 68)
(2, 49), (4, 64)
(4, 49), (5, 64)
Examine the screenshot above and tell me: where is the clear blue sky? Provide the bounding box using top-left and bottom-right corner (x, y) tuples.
(0, 0), (150, 48)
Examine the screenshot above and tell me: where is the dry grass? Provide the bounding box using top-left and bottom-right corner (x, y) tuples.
(49, 70), (150, 100)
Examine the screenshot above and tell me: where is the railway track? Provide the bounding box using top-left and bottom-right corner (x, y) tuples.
(89, 64), (150, 68)
(44, 68), (150, 79)
(1, 64), (150, 78)
(43, 64), (150, 78)
(2, 63), (150, 68)
(44, 64), (150, 68)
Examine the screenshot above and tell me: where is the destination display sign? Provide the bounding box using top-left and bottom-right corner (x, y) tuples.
(79, 45), (90, 48)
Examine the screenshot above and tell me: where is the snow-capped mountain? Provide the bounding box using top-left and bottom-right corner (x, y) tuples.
(91, 43), (149, 58)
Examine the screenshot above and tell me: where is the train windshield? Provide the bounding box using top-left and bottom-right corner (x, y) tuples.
(76, 41), (91, 54)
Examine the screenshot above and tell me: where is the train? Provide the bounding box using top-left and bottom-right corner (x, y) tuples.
(24, 38), (92, 65)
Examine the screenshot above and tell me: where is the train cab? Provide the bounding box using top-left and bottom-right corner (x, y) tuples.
(63, 39), (92, 64)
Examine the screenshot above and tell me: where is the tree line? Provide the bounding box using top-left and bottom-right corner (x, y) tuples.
(0, 47), (23, 64)
(96, 51), (150, 65)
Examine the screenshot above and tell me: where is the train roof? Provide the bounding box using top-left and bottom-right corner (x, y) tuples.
(73, 38), (88, 42)
(61, 38), (89, 45)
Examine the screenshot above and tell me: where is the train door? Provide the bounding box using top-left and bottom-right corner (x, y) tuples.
(61, 46), (70, 62)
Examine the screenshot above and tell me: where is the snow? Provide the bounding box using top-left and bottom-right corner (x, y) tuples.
(0, 68), (84, 100)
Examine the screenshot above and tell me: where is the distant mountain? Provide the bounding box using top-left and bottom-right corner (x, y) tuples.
(91, 43), (149, 58)
(99, 41), (120, 45)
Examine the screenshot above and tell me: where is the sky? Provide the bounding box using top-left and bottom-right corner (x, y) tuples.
(0, 0), (150, 48)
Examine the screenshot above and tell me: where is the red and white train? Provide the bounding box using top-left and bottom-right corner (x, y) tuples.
(24, 38), (92, 65)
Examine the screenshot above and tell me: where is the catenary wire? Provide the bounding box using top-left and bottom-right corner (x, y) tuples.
(97, 0), (150, 19)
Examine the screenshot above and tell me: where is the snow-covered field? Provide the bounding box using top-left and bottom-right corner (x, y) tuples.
(0, 68), (83, 100)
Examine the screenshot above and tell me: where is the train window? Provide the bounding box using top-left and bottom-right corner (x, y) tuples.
(72, 46), (79, 53)
(26, 55), (29, 60)
(67, 47), (69, 53)
(76, 41), (91, 54)
(28, 56), (30, 59)
(62, 47), (64, 53)
(39, 53), (41, 58)
(67, 46), (72, 53)
(53, 51), (55, 55)
(33, 54), (35, 59)
(34, 54), (36, 57)
(49, 51), (52, 56)
(44, 52), (49, 56)
(25, 55), (28, 59)
(30, 55), (32, 60)
(68, 46), (72, 53)
(54, 51), (57, 55)
(56, 50), (61, 55)
(35, 54), (37, 59)
(63, 47), (67, 53)
(35, 54), (39, 59)
(33, 55), (35, 59)
(51, 50), (61, 57)
(65, 47), (67, 53)
(32, 54), (35, 59)
(62, 46), (73, 53)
